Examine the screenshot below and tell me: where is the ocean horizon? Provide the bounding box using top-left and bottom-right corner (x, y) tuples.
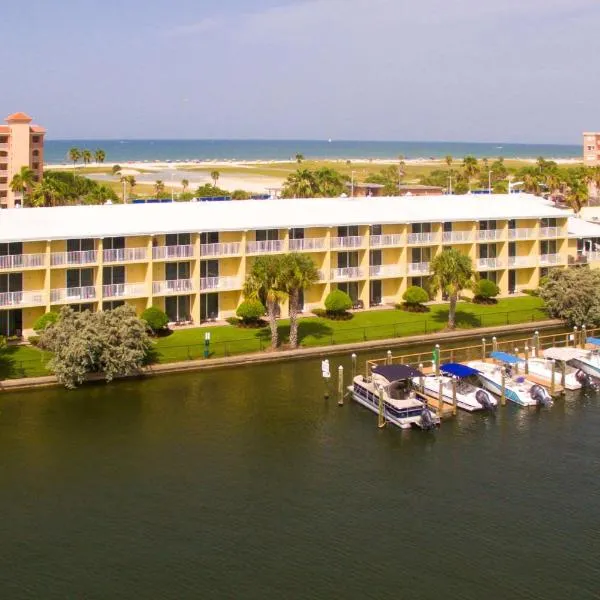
(44, 138), (582, 165)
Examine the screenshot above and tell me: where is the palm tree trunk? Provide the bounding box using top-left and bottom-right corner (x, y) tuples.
(448, 294), (457, 329)
(289, 289), (299, 349)
(267, 299), (279, 349)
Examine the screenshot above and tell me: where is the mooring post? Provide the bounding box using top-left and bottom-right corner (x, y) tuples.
(351, 353), (357, 381)
(377, 384), (385, 429)
(550, 359), (556, 395)
(321, 359), (331, 398)
(419, 363), (424, 393)
(534, 330), (540, 357)
(438, 377), (444, 413)
(501, 368), (507, 406)
(492, 336), (498, 353)
(514, 348), (519, 375)
(481, 338), (487, 361)
(573, 326), (578, 348)
(524, 345), (529, 374)
(338, 365), (344, 406)
(386, 350), (392, 365)
(561, 361), (566, 388)
(581, 325), (587, 349)
(452, 376), (458, 416)
(434, 345), (440, 376)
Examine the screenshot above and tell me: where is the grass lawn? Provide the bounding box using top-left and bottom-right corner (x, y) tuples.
(0, 344), (52, 380)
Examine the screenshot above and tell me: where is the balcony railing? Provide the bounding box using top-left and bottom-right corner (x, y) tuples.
(50, 286), (97, 303)
(330, 267), (363, 281)
(152, 279), (195, 295)
(200, 242), (242, 257)
(102, 283), (147, 298)
(316, 269), (327, 282)
(477, 230), (503, 241)
(539, 254), (563, 266)
(408, 262), (431, 275)
(330, 236), (364, 249)
(50, 250), (98, 266)
(103, 248), (148, 263)
(152, 245), (194, 260)
(370, 234), (404, 247)
(0, 253), (46, 270)
(539, 227), (560, 238)
(508, 256), (537, 268)
(477, 257), (503, 270)
(200, 276), (242, 291)
(246, 240), (284, 254)
(508, 228), (537, 240)
(0, 289), (46, 308)
(369, 265), (404, 278)
(442, 231), (473, 243)
(407, 232), (436, 245)
(289, 237), (327, 252)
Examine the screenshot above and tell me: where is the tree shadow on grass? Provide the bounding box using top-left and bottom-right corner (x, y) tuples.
(255, 320), (333, 346)
(431, 309), (481, 329)
(0, 346), (46, 379)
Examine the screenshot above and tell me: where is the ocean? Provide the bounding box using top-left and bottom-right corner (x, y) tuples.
(44, 139), (582, 165)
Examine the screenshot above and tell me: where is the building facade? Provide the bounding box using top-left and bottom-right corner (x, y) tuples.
(583, 132), (600, 167)
(0, 112), (45, 209)
(0, 194), (594, 338)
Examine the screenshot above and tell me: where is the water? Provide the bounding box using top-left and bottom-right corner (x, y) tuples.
(44, 139), (582, 165)
(1, 356), (599, 599)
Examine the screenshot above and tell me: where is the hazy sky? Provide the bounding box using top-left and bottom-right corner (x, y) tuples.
(2, 0), (599, 142)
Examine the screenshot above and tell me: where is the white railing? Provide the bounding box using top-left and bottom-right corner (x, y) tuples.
(200, 242), (242, 257)
(103, 248), (148, 263)
(583, 251), (600, 262)
(0, 253), (46, 270)
(508, 256), (537, 268)
(152, 245), (194, 260)
(330, 267), (363, 280)
(330, 236), (364, 249)
(200, 276), (242, 291)
(50, 286), (97, 303)
(442, 231), (473, 243)
(316, 269), (327, 282)
(407, 232), (436, 245)
(508, 228), (537, 240)
(477, 257), (503, 270)
(539, 227), (561, 238)
(289, 237), (327, 251)
(369, 265), (404, 278)
(102, 283), (147, 298)
(246, 240), (284, 254)
(408, 262), (431, 274)
(477, 230), (503, 241)
(152, 279), (195, 295)
(0, 289), (46, 307)
(50, 250), (98, 266)
(540, 254), (563, 266)
(369, 234), (404, 247)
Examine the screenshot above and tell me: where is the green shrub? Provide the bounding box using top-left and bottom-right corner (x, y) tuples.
(400, 286), (430, 312)
(33, 312), (59, 332)
(226, 317), (240, 326)
(236, 299), (266, 324)
(312, 308), (327, 318)
(324, 289), (353, 315)
(28, 335), (40, 346)
(473, 279), (500, 304)
(141, 306), (169, 334)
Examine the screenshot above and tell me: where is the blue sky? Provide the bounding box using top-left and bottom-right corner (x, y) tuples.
(2, 0), (599, 142)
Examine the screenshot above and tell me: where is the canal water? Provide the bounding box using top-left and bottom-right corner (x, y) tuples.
(1, 354), (599, 599)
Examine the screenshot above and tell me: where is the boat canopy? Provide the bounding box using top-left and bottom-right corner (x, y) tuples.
(440, 363), (480, 378)
(586, 337), (600, 346)
(372, 364), (423, 381)
(544, 347), (582, 361)
(490, 351), (523, 365)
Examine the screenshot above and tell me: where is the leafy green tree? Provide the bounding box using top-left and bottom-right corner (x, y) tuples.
(33, 312), (59, 332)
(195, 183), (230, 197)
(95, 149), (106, 163)
(111, 164), (122, 176)
(313, 167), (348, 197)
(473, 279), (500, 303)
(82, 149), (92, 166)
(402, 286), (429, 311)
(29, 178), (62, 207)
(236, 299), (266, 325)
(39, 306), (151, 389)
(462, 155), (479, 189)
(295, 153), (304, 163)
(68, 147), (81, 171)
(231, 189), (250, 200)
(10, 166), (36, 204)
(366, 165), (401, 195)
(141, 306), (169, 334)
(324, 289), (353, 316)
(181, 179), (189, 195)
(281, 169), (318, 198)
(445, 155), (453, 167)
(41, 170), (118, 205)
(429, 248), (475, 329)
(210, 170), (220, 187)
(453, 172), (470, 195)
(154, 180), (165, 198)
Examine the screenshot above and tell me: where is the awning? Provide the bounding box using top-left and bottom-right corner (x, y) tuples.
(587, 337), (600, 346)
(440, 363), (480, 378)
(373, 364), (423, 381)
(490, 351), (523, 365)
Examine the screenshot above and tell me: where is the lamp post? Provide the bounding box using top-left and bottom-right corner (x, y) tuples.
(488, 170), (492, 195)
(351, 171), (355, 197)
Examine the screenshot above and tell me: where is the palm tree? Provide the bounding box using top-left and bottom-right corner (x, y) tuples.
(210, 170), (220, 187)
(30, 179), (61, 207)
(278, 253), (319, 348)
(295, 153), (304, 164)
(111, 164), (122, 177)
(82, 149), (92, 166)
(10, 166), (36, 205)
(154, 180), (165, 198)
(281, 169), (318, 198)
(68, 147), (81, 171)
(445, 155), (453, 168)
(181, 179), (189, 195)
(462, 155), (479, 188)
(429, 248), (475, 329)
(95, 149), (106, 164)
(243, 256), (286, 349)
(126, 175), (136, 196)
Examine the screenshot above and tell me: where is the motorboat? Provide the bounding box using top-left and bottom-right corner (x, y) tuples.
(351, 364), (440, 430)
(544, 340), (600, 386)
(412, 363), (497, 412)
(525, 356), (581, 390)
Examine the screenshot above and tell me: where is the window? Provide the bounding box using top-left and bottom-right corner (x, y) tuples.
(67, 238), (94, 253)
(32, 136), (40, 143)
(200, 232), (219, 245)
(102, 266), (125, 285)
(508, 242), (516, 257)
(32, 149), (39, 157)
(540, 267), (549, 278)
(103, 301), (125, 311)
(32, 163), (39, 170)
(70, 303), (95, 313)
(370, 224), (382, 236)
(200, 260), (219, 278)
(337, 282), (359, 303)
(541, 240), (557, 255)
(337, 225), (359, 237)
(337, 251), (359, 268)
(541, 218), (557, 228)
(478, 244), (497, 259)
(0, 309), (23, 337)
(0, 242), (23, 256)
(411, 223), (432, 234)
(104, 237), (125, 250)
(165, 233), (191, 246)
(0, 273), (23, 293)
(165, 261), (190, 280)
(369, 250), (382, 266)
(411, 247), (431, 262)
(289, 228), (305, 240)
(478, 220), (497, 231)
(166, 295), (191, 322)
(66, 268), (94, 291)
(443, 222), (452, 233)
(508, 219), (516, 230)
(255, 229), (279, 242)
(485, 271), (498, 284)
(200, 293), (218, 321)
(369, 280), (382, 306)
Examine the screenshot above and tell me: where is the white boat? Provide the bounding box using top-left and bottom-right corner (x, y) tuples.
(525, 356), (581, 390)
(544, 344), (600, 384)
(467, 358), (553, 407)
(351, 364), (440, 430)
(412, 363), (496, 412)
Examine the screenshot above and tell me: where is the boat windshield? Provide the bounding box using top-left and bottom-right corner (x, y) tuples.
(387, 379), (411, 400)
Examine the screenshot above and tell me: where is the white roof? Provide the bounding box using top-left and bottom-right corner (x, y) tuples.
(543, 348), (584, 362)
(0, 193), (572, 243)
(567, 216), (600, 239)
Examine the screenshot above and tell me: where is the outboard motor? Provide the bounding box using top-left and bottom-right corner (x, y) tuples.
(475, 389), (495, 411)
(420, 407), (435, 430)
(530, 384), (553, 407)
(575, 370), (596, 389)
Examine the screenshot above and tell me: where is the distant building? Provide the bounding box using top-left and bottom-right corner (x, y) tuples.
(583, 132), (600, 166)
(348, 183), (445, 197)
(0, 112), (46, 209)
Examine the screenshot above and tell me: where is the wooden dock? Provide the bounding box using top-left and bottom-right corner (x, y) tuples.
(415, 391), (456, 418)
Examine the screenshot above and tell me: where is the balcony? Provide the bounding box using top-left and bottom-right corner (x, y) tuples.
(330, 236), (364, 249)
(442, 231), (473, 243)
(477, 257), (503, 270)
(316, 269), (327, 282)
(200, 242), (242, 257)
(539, 254), (563, 266)
(369, 265), (404, 278)
(152, 245), (194, 260)
(0, 253), (46, 270)
(476, 230), (503, 241)
(103, 248), (148, 263)
(330, 267), (364, 281)
(289, 237), (327, 252)
(200, 276), (242, 291)
(407, 232), (437, 245)
(246, 240), (284, 254)
(539, 227), (561, 238)
(408, 262), (431, 275)
(370, 234), (404, 247)
(50, 286), (97, 304)
(50, 250), (98, 266)
(152, 279), (195, 296)
(508, 228), (537, 240)
(0, 289), (46, 308)
(508, 256), (537, 268)
(102, 283), (147, 298)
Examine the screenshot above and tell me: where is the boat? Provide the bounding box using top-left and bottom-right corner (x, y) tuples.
(351, 364), (440, 430)
(544, 340), (600, 385)
(468, 352), (553, 407)
(411, 363), (497, 412)
(525, 356), (581, 390)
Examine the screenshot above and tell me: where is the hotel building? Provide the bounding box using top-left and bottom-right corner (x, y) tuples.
(0, 112), (45, 209)
(583, 132), (600, 166)
(0, 194), (598, 338)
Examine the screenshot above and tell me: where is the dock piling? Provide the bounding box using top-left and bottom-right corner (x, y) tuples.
(377, 385), (385, 429)
(501, 368), (506, 406)
(386, 350), (392, 365)
(492, 336), (498, 353)
(481, 338), (487, 361)
(434, 345), (440, 376)
(419, 363), (424, 393)
(338, 365), (344, 406)
(514, 348), (519, 374)
(534, 331), (540, 357)
(550, 359), (556, 395)
(561, 361), (566, 388)
(581, 325), (587, 349)
(573, 326), (578, 348)
(351, 353), (357, 381)
(438, 378), (444, 413)
(452, 376), (458, 416)
(524, 346), (529, 374)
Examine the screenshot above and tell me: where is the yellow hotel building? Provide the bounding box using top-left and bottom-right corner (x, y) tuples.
(1, 194), (599, 337)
